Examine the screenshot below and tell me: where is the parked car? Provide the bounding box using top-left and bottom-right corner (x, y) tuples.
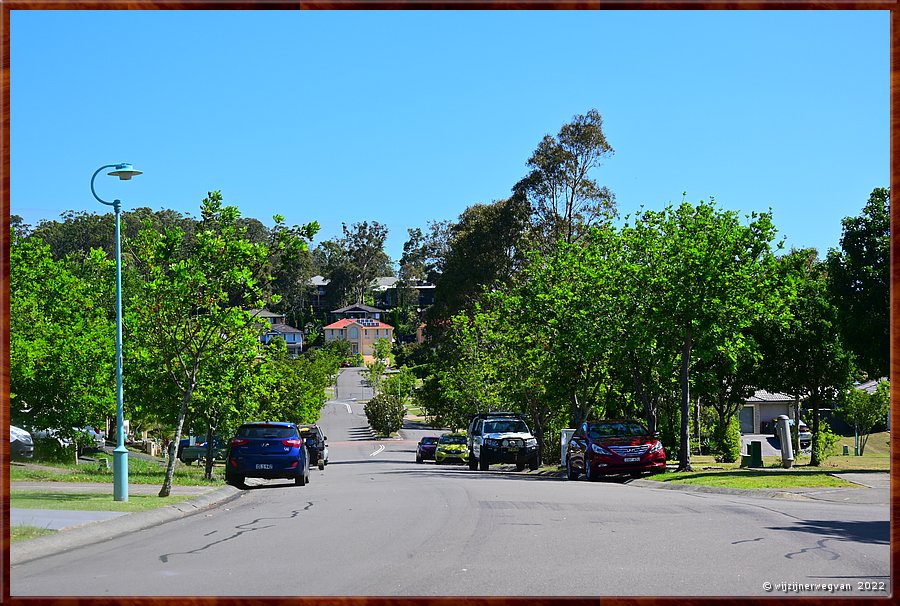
(434, 433), (468, 465)
(467, 412), (540, 472)
(32, 426), (106, 453)
(225, 422), (310, 489)
(10, 425), (34, 459)
(774, 419), (812, 451)
(179, 437), (227, 465)
(565, 419), (666, 480)
(415, 436), (440, 463)
(298, 424), (329, 470)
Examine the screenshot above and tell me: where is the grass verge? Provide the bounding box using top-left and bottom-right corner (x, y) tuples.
(10, 526), (58, 543)
(11, 490), (194, 512)
(644, 470), (856, 489)
(11, 456), (225, 486)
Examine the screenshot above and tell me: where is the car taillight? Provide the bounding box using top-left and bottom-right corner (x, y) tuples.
(230, 438), (249, 447)
(282, 439), (303, 448)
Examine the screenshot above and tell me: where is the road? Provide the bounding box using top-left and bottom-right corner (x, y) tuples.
(10, 368), (891, 597)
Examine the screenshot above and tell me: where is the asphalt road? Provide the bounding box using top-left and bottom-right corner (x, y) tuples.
(9, 368), (892, 597)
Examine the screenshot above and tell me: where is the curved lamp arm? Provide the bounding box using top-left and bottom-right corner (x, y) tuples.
(91, 163), (142, 209)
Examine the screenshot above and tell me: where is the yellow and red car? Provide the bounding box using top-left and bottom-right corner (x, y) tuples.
(434, 432), (468, 465)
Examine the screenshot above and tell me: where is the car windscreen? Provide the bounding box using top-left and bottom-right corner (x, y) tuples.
(237, 425), (296, 439)
(439, 435), (466, 444)
(588, 422), (648, 439)
(422, 437), (439, 444)
(483, 420), (528, 434)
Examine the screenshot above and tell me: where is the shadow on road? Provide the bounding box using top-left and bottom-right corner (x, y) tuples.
(766, 519), (889, 546)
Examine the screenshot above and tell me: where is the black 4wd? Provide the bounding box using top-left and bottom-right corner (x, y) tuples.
(467, 412), (540, 472)
(298, 424), (329, 470)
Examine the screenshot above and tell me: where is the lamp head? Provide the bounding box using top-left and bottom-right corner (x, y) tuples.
(108, 163), (142, 181)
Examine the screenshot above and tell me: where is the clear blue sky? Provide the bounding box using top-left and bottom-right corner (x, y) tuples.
(11, 10), (888, 267)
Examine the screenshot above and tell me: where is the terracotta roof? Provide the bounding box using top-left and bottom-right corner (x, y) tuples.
(324, 318), (394, 330)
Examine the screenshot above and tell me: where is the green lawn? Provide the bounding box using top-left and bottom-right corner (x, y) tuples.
(644, 470), (856, 489)
(10, 456), (225, 486)
(10, 490), (194, 512)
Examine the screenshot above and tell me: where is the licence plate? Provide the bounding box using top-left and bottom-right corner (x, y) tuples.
(256, 463), (273, 470)
(624, 457), (640, 463)
(507, 447), (519, 453)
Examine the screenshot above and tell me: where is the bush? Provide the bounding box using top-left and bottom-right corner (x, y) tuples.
(364, 393), (406, 437)
(812, 418), (840, 463)
(715, 416), (742, 464)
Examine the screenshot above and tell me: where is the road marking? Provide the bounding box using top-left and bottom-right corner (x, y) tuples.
(344, 403), (352, 413)
(369, 445), (385, 457)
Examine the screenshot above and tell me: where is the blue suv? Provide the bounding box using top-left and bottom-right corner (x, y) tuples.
(225, 422), (310, 488)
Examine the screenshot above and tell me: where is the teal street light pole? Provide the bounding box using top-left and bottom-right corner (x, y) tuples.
(91, 163), (143, 502)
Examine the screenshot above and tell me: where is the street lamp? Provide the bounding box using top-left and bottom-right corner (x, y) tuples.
(91, 163), (142, 502)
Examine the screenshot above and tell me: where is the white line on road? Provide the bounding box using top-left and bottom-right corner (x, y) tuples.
(344, 403), (352, 413)
(369, 445), (385, 457)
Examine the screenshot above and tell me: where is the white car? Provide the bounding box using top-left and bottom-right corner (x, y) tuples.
(10, 425), (34, 459)
(775, 419), (812, 451)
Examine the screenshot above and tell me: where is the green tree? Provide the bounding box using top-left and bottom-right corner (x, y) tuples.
(513, 108), (616, 251)
(628, 200), (785, 471)
(316, 221), (392, 307)
(756, 249), (856, 466)
(429, 197), (530, 328)
(826, 187), (890, 378)
(9, 235), (116, 458)
(127, 191), (316, 496)
(837, 380), (889, 455)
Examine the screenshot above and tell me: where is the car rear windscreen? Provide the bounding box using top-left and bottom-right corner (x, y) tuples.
(237, 425), (296, 439)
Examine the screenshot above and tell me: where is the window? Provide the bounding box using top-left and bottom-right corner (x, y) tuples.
(349, 326), (359, 339)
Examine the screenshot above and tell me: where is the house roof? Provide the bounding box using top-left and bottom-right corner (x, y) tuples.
(248, 309), (285, 319)
(331, 303), (385, 314)
(855, 378), (887, 394)
(372, 277), (398, 290)
(267, 324), (303, 334)
(746, 389), (799, 403)
(310, 275), (330, 287)
(324, 318), (394, 330)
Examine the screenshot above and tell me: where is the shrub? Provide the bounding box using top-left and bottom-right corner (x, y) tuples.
(715, 416), (742, 464)
(812, 418), (840, 463)
(364, 393), (405, 437)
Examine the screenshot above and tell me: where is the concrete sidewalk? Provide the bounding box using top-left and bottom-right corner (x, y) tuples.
(10, 482), (242, 566)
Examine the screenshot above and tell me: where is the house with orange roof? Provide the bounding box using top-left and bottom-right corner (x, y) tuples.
(323, 317), (394, 361)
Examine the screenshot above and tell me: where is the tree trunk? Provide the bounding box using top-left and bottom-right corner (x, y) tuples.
(809, 390), (821, 466)
(159, 384), (195, 497)
(204, 421), (215, 481)
(677, 330), (693, 472)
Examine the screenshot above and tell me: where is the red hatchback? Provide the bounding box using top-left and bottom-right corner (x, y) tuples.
(565, 419), (666, 480)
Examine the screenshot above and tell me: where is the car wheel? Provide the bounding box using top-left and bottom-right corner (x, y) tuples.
(296, 469), (307, 486)
(566, 456), (579, 480)
(225, 470), (245, 489)
(318, 460), (325, 471)
(479, 455), (489, 471)
(516, 461), (526, 472)
(468, 452), (478, 470)
(416, 455), (423, 463)
(528, 455), (540, 471)
(584, 456), (594, 481)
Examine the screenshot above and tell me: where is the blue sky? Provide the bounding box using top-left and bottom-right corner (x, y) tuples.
(11, 10), (888, 266)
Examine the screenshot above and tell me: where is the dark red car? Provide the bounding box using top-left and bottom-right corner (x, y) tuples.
(416, 436), (440, 463)
(565, 419), (666, 480)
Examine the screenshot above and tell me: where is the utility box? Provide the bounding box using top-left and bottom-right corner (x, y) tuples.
(741, 440), (764, 468)
(560, 429), (576, 465)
